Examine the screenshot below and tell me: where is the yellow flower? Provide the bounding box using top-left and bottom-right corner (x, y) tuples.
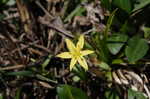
(56, 35), (94, 71)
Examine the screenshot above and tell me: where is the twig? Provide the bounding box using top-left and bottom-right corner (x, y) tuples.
(0, 65), (25, 71)
(38, 17), (74, 38)
(35, 1), (54, 19)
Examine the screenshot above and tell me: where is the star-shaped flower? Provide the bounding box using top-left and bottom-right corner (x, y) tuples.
(56, 35), (94, 71)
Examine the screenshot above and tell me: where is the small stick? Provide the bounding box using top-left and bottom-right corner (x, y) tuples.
(0, 65), (25, 71)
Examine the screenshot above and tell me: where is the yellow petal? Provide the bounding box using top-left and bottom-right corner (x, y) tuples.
(77, 35), (84, 50)
(70, 58), (77, 71)
(56, 52), (72, 59)
(77, 57), (88, 70)
(81, 50), (94, 56)
(65, 38), (76, 52)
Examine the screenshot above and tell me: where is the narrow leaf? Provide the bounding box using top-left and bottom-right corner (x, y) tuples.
(6, 71), (34, 77)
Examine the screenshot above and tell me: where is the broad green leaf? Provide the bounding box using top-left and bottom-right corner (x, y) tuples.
(105, 71), (112, 81)
(6, 70), (34, 77)
(143, 26), (150, 38)
(57, 84), (88, 99)
(125, 36), (149, 62)
(128, 89), (147, 99)
(6, 0), (15, 6)
(107, 34), (128, 55)
(112, 59), (124, 64)
(105, 90), (119, 99)
(132, 0), (150, 12)
(112, 0), (132, 13)
(97, 61), (111, 71)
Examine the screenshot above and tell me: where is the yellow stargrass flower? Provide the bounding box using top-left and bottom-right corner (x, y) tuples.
(56, 35), (94, 71)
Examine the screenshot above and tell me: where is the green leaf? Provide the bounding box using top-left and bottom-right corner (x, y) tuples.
(132, 0), (150, 12)
(97, 61), (111, 71)
(73, 64), (87, 81)
(64, 4), (86, 22)
(112, 0), (132, 13)
(6, 0), (15, 6)
(0, 0), (8, 4)
(72, 76), (80, 82)
(15, 88), (21, 99)
(104, 9), (117, 39)
(0, 14), (6, 21)
(105, 71), (112, 81)
(91, 9), (117, 63)
(6, 70), (34, 77)
(105, 90), (119, 99)
(57, 84), (88, 99)
(125, 36), (149, 62)
(107, 34), (128, 55)
(92, 33), (110, 63)
(112, 59), (124, 64)
(41, 54), (52, 70)
(0, 93), (3, 99)
(36, 74), (57, 84)
(142, 26), (150, 38)
(119, 21), (130, 34)
(101, 0), (112, 10)
(128, 88), (147, 99)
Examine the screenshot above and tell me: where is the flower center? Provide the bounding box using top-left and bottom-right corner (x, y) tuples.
(72, 50), (82, 59)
